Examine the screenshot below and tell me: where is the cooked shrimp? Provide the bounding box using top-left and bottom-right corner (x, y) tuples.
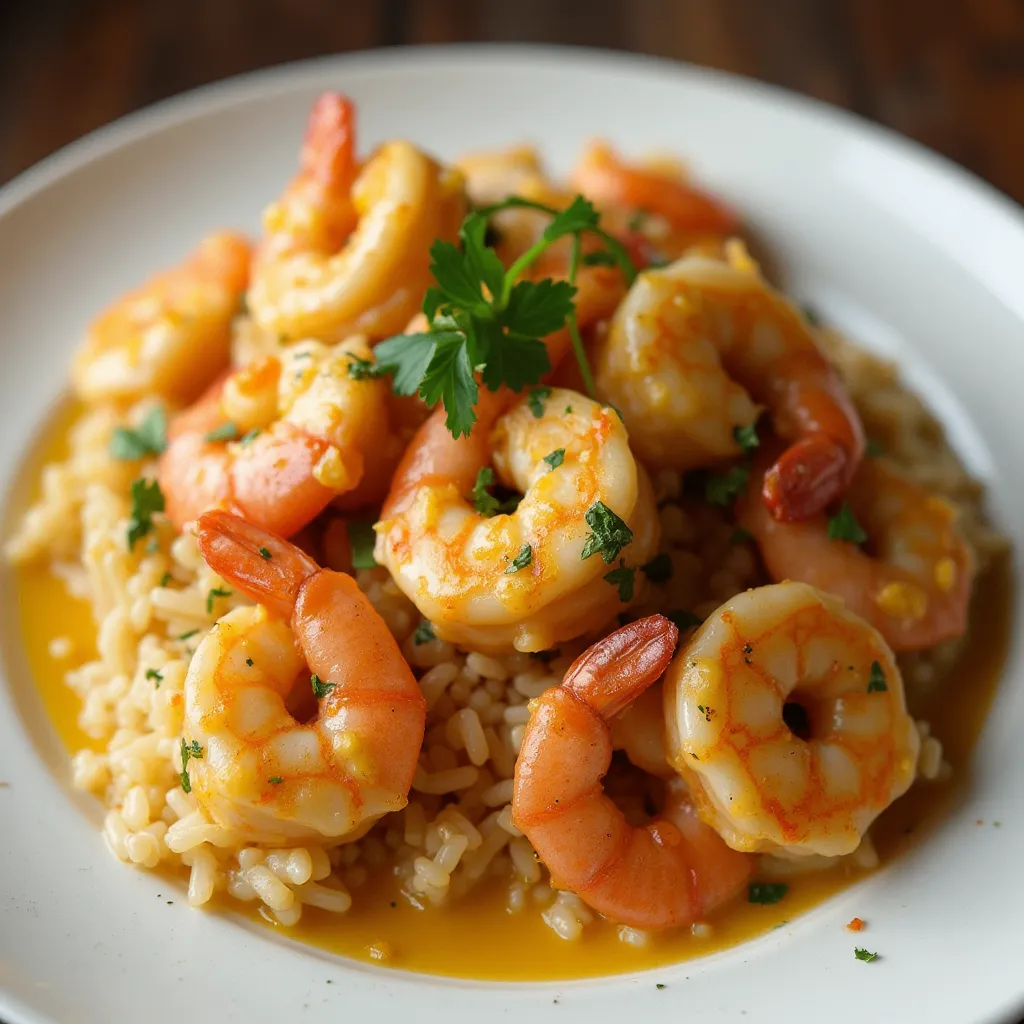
(376, 387), (660, 653)
(512, 616), (753, 929)
(610, 680), (673, 778)
(594, 253), (865, 520)
(184, 510), (426, 845)
(663, 582), (920, 857)
(73, 231), (251, 406)
(159, 335), (394, 535)
(247, 92), (465, 343)
(739, 454), (975, 651)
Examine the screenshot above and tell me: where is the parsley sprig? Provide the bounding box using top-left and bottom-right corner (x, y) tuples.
(373, 196), (636, 438)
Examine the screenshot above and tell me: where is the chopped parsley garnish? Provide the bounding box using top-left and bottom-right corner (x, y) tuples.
(346, 521), (378, 569)
(203, 421), (239, 444)
(159, 572), (173, 587)
(865, 438), (884, 458)
(126, 478), (165, 550)
(268, 776), (284, 785)
(205, 587), (232, 614)
(705, 465), (750, 507)
(239, 428), (262, 447)
(627, 209), (649, 231)
(581, 250), (618, 268)
(258, 546), (272, 560)
(655, 983), (666, 991)
(179, 738), (204, 793)
(245, 658), (254, 667)
(311, 674), (335, 700)
(748, 882), (788, 905)
(854, 947), (879, 963)
(413, 620), (436, 646)
(110, 406), (167, 460)
(564, 405), (573, 414)
(543, 448), (565, 471)
(371, 195), (636, 438)
(470, 467), (501, 516)
(802, 304), (821, 326)
(827, 502), (868, 545)
(603, 560), (635, 602)
(177, 629), (199, 642)
(733, 422), (760, 453)
(730, 527), (755, 545)
(668, 609), (702, 631)
(505, 543), (533, 574)
(145, 668), (163, 686)
(696, 704), (716, 722)
(581, 501), (634, 563)
(867, 660), (888, 692)
(346, 355), (387, 381)
(641, 553), (672, 583)
(527, 386), (551, 419)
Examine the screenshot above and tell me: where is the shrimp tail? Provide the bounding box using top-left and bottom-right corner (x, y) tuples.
(196, 510), (318, 620)
(301, 93), (356, 191)
(762, 435), (853, 521)
(564, 614), (679, 719)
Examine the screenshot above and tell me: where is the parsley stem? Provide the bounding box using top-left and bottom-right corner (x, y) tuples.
(566, 234), (597, 399)
(502, 239), (552, 305)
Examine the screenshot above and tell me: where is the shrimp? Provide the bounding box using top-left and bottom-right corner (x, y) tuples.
(376, 387), (661, 653)
(594, 252), (865, 520)
(72, 231), (251, 406)
(184, 510), (426, 845)
(159, 335), (395, 535)
(247, 93), (466, 343)
(738, 454), (975, 651)
(610, 680), (673, 778)
(663, 582), (920, 857)
(512, 616), (753, 930)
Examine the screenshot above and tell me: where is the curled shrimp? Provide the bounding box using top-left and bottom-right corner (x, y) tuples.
(184, 510), (426, 844)
(739, 453), (975, 651)
(247, 93), (465, 343)
(376, 387), (660, 653)
(159, 335), (394, 535)
(512, 615), (753, 930)
(73, 231), (251, 406)
(663, 582), (920, 857)
(594, 252), (865, 520)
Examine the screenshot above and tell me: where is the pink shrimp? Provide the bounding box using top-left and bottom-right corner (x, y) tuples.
(512, 616), (753, 930)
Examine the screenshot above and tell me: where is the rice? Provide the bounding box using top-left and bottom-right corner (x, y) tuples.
(3, 319), (1006, 946)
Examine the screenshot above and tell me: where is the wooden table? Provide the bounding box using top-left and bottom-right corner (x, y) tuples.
(2, 0), (1023, 204)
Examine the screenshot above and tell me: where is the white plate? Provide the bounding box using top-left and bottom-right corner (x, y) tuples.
(1, 44), (1022, 1024)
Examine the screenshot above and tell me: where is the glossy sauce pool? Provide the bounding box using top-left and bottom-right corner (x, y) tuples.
(13, 411), (1014, 980)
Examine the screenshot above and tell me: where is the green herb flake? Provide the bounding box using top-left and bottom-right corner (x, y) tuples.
(145, 669), (163, 686)
(239, 428), (262, 447)
(159, 572), (173, 587)
(245, 658), (254, 667)
(543, 448), (565, 471)
(179, 737), (204, 794)
(733, 422), (760, 453)
(581, 501), (634, 564)
(627, 209), (649, 232)
(668, 610), (702, 631)
(346, 521), (379, 569)
(655, 983), (666, 991)
(311, 674), (336, 700)
(867, 660), (888, 693)
(268, 776), (284, 785)
(827, 502), (868, 545)
(641, 553), (672, 583)
(346, 355), (386, 381)
(854, 947), (879, 963)
(470, 467), (501, 516)
(603, 560), (636, 602)
(581, 250), (618, 268)
(110, 406), (168, 460)
(413, 620), (436, 646)
(705, 465), (750, 507)
(126, 478), (165, 551)
(748, 882), (789, 905)
(865, 438), (884, 458)
(258, 546), (272, 560)
(205, 587), (232, 615)
(527, 386), (551, 419)
(177, 629), (199, 642)
(505, 543), (533, 575)
(564, 405), (573, 414)
(203, 421), (239, 444)
(730, 527), (755, 545)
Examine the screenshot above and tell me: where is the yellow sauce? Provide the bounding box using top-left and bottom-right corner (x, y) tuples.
(13, 408), (1014, 981)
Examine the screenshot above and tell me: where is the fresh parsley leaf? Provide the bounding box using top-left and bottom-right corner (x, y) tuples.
(505, 544), (533, 574)
(159, 572), (173, 587)
(479, 330), (550, 394)
(204, 421), (239, 444)
(179, 737), (204, 793)
(346, 355), (387, 381)
(258, 546), (272, 560)
(501, 278), (577, 340)
(126, 478), (165, 550)
(733, 422), (760, 453)
(581, 250), (618, 268)
(110, 407), (167, 460)
(145, 668), (163, 686)
(854, 948), (878, 963)
(603, 560), (635, 602)
(413, 620), (435, 646)
(458, 211), (507, 300)
(543, 195), (600, 242)
(705, 466), (750, 507)
(470, 467), (501, 516)
(827, 502), (868, 545)
(749, 882), (788, 905)
(668, 609), (702, 631)
(730, 527), (755, 545)
(581, 501), (634, 563)
(865, 437), (884, 458)
(427, 238), (491, 316)
(543, 448), (565, 471)
(867, 660), (888, 692)
(373, 332), (441, 396)
(527, 386), (551, 419)
(268, 776), (284, 785)
(641, 553), (672, 583)
(311, 674), (335, 700)
(239, 428), (261, 447)
(346, 521), (378, 570)
(206, 587), (232, 615)
(419, 332), (479, 438)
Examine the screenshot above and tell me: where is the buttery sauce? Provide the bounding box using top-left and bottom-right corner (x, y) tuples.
(14, 411), (1013, 981)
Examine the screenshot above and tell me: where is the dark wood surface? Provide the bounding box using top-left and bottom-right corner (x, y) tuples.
(2, 0), (1024, 205)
